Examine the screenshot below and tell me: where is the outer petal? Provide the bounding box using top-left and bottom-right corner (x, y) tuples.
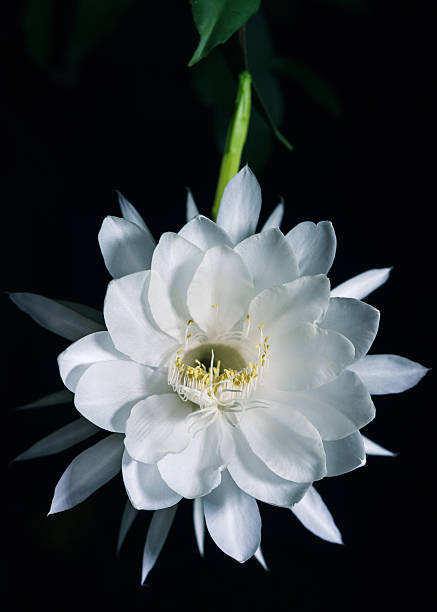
(117, 499), (139, 553)
(158, 416), (234, 498)
(203, 470), (261, 563)
(261, 200), (284, 231)
(216, 166), (262, 245)
(104, 270), (178, 366)
(321, 297), (379, 362)
(186, 188), (199, 222)
(49, 434), (124, 514)
(74, 361), (169, 433)
(58, 331), (127, 392)
(331, 267), (392, 300)
(348, 354), (429, 394)
(179, 215), (232, 251)
(116, 190), (150, 232)
(291, 486), (343, 544)
(16, 389), (73, 410)
(234, 229), (299, 292)
(13, 418), (100, 461)
(125, 394), (191, 463)
(265, 323), (355, 392)
(98, 216), (155, 278)
(142, 505), (178, 585)
(148, 233), (203, 340)
(362, 435), (396, 456)
(122, 450), (182, 510)
(285, 221), (336, 275)
(323, 432), (366, 477)
(228, 430), (310, 507)
(238, 402), (326, 483)
(193, 498), (205, 557)
(9, 292), (104, 341)
(187, 246), (254, 336)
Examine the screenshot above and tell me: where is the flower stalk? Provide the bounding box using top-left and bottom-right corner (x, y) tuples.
(212, 70), (252, 220)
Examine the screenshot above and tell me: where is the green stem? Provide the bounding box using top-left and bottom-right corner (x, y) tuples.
(212, 70), (252, 221)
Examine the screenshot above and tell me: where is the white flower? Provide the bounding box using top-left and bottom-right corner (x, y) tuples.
(11, 167), (428, 582)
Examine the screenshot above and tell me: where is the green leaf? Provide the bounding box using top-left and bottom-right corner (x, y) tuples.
(274, 58), (341, 116)
(23, 0), (54, 69)
(188, 0), (261, 67)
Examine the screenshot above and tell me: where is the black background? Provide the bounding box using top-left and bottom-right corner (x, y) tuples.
(3, 1), (434, 611)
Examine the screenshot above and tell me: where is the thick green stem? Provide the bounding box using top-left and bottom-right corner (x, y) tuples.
(212, 71), (252, 221)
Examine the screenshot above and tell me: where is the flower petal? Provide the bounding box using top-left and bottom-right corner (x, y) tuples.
(179, 215), (232, 251)
(323, 432), (366, 477)
(234, 228), (299, 292)
(117, 499), (139, 553)
(285, 221), (336, 275)
(13, 418), (100, 461)
(348, 354), (429, 394)
(331, 267), (392, 300)
(104, 270), (178, 365)
(9, 292), (104, 341)
(148, 233), (203, 340)
(187, 246), (254, 336)
(75, 361), (169, 433)
(238, 402), (326, 483)
(265, 323), (355, 392)
(291, 485), (343, 544)
(261, 200), (284, 231)
(216, 166), (262, 245)
(158, 416), (234, 498)
(228, 429), (310, 506)
(186, 188), (199, 222)
(203, 470), (261, 563)
(321, 297), (379, 361)
(254, 546), (269, 570)
(193, 498), (205, 557)
(122, 450), (182, 510)
(116, 190), (150, 232)
(48, 434), (124, 514)
(362, 435), (396, 456)
(16, 389), (73, 410)
(142, 505), (178, 585)
(125, 394), (191, 463)
(98, 216), (155, 278)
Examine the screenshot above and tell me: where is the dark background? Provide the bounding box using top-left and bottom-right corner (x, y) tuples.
(3, 1), (434, 611)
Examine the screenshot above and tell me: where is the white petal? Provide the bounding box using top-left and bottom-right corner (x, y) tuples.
(16, 389), (73, 410)
(74, 361), (169, 433)
(265, 323), (355, 392)
(203, 470), (261, 562)
(193, 498), (205, 557)
(234, 229), (299, 292)
(9, 292), (104, 341)
(148, 233), (203, 340)
(348, 354), (429, 394)
(238, 402), (326, 483)
(142, 505), (178, 585)
(56, 300), (104, 325)
(323, 432), (366, 477)
(98, 216), (154, 278)
(117, 499), (139, 553)
(331, 267), (392, 300)
(322, 297), (379, 361)
(261, 200), (284, 231)
(268, 370), (375, 441)
(179, 215), (232, 251)
(216, 166), (262, 245)
(125, 394), (191, 463)
(286, 221), (336, 275)
(254, 546), (269, 570)
(187, 246), (254, 336)
(122, 450), (182, 510)
(14, 418), (100, 461)
(362, 435), (396, 456)
(186, 188), (199, 222)
(228, 430), (310, 506)
(49, 434), (124, 514)
(158, 416), (234, 498)
(116, 190), (150, 232)
(291, 486), (343, 544)
(104, 270), (178, 365)
(58, 331), (127, 392)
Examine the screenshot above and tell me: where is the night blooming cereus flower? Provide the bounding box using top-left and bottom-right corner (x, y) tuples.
(11, 167), (428, 582)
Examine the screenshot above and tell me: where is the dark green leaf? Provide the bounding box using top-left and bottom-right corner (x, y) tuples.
(23, 0), (54, 69)
(188, 0), (261, 67)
